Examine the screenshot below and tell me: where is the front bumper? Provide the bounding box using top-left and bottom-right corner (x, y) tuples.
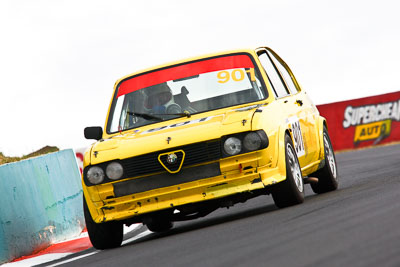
(85, 151), (284, 223)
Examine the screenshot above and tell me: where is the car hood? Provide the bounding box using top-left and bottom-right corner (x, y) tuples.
(89, 106), (259, 165)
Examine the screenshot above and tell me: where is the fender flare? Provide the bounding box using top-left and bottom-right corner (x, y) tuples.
(276, 124), (294, 180)
(316, 116), (328, 160)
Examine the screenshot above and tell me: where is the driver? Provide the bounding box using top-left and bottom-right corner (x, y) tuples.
(144, 83), (176, 114)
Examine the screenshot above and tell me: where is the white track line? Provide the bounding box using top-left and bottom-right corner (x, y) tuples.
(47, 229), (151, 267)
(3, 224), (145, 266)
(3, 254), (73, 267)
(121, 229), (152, 246)
(46, 252), (98, 267)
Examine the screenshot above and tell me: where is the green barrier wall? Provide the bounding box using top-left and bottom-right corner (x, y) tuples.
(0, 149), (84, 264)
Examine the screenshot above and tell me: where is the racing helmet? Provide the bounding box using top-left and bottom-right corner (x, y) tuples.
(144, 83), (179, 113)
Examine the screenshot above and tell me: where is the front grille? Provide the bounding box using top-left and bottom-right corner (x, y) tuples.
(114, 162), (221, 197)
(121, 139), (221, 178)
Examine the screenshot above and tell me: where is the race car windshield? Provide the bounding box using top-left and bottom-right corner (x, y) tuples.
(107, 54), (267, 133)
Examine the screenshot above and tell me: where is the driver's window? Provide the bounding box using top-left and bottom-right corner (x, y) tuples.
(267, 51), (300, 95)
(257, 50), (289, 98)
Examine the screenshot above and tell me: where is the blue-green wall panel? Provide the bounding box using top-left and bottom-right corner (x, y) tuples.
(0, 149), (84, 264)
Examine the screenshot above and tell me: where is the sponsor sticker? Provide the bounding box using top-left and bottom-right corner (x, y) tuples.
(140, 116), (215, 135)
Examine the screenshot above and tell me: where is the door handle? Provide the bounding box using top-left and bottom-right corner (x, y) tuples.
(296, 100), (303, 106)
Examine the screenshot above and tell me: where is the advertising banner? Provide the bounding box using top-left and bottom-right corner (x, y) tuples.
(317, 91), (400, 151)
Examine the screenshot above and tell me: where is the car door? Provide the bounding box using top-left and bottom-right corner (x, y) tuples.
(266, 48), (319, 164)
(257, 48), (318, 167)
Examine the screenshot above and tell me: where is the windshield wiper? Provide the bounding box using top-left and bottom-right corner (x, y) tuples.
(128, 110), (191, 121)
(127, 112), (163, 121)
(168, 111), (191, 118)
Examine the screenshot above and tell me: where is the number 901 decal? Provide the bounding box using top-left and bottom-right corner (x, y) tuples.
(288, 116), (305, 157)
(217, 68), (255, 83)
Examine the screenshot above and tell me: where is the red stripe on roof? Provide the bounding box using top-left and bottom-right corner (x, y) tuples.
(117, 54), (254, 97)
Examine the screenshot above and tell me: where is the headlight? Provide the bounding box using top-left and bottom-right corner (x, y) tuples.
(87, 166), (105, 184)
(224, 137), (242, 155)
(106, 162), (124, 180)
(243, 132), (262, 151)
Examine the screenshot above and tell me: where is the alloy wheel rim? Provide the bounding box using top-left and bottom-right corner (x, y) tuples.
(287, 144), (303, 192)
(324, 135), (337, 179)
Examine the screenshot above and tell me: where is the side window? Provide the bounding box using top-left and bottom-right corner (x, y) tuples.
(267, 51), (299, 94)
(257, 51), (289, 98)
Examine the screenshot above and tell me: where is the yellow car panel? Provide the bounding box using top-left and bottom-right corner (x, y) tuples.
(82, 47), (339, 249)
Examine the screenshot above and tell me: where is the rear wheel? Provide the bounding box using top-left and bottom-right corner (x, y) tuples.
(310, 127), (339, 193)
(271, 134), (305, 208)
(83, 197), (123, 249)
(146, 217), (173, 233)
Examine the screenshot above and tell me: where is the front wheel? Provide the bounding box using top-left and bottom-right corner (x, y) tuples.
(310, 127), (339, 194)
(83, 197), (123, 250)
(271, 134), (305, 208)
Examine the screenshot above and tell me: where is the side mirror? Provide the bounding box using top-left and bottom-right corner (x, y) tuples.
(84, 127), (103, 140)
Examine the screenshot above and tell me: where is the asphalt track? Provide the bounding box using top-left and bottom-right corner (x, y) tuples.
(42, 143), (400, 267)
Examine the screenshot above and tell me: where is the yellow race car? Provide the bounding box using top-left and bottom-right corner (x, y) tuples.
(83, 47), (338, 249)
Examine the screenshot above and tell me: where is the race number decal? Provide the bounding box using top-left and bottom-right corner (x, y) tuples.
(288, 117), (305, 157)
(217, 68), (255, 83)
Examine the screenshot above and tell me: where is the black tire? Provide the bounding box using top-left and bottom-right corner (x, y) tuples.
(271, 134), (305, 208)
(310, 127), (339, 194)
(146, 217), (173, 233)
(83, 197), (123, 250)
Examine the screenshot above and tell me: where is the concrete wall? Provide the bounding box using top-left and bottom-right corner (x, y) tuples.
(0, 149), (84, 264)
